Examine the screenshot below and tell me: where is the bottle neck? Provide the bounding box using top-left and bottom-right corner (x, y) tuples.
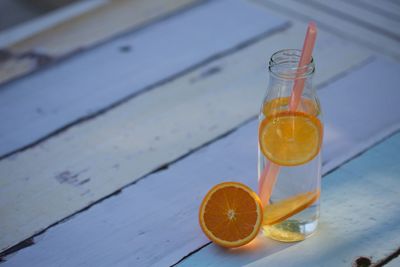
(267, 49), (316, 100)
(268, 74), (315, 99)
(262, 49), (320, 117)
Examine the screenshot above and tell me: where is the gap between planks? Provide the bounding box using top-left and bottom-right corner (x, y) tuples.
(302, 0), (400, 42)
(3, 58), (400, 265)
(0, 0), (107, 48)
(175, 131), (400, 267)
(0, 53), (372, 258)
(173, 128), (400, 267)
(0, 0), (202, 85)
(0, 0), (291, 252)
(0, 20), (372, 254)
(343, 0), (400, 23)
(0, 0), (396, 264)
(374, 246), (400, 267)
(0, 116), (256, 261)
(0, 0), (289, 159)
(0, 21), (290, 161)
(252, 0), (400, 60)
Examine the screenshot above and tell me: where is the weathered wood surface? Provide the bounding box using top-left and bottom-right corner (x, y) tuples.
(2, 58), (400, 266)
(355, 0), (400, 21)
(369, 0), (400, 15)
(0, 0), (199, 85)
(320, 58), (400, 172)
(310, 0), (400, 37)
(0, 0), (288, 158)
(178, 132), (400, 267)
(385, 256), (400, 267)
(0, 19), (371, 253)
(383, 0), (400, 12)
(253, 0), (400, 58)
(0, 0), (107, 85)
(8, 0), (198, 56)
(0, 0), (106, 48)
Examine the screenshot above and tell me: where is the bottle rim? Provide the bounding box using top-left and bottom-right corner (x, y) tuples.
(268, 49), (315, 80)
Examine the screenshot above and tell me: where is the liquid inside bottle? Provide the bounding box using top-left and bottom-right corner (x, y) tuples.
(258, 50), (323, 242)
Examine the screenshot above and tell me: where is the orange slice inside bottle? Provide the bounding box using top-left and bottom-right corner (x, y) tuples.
(259, 111), (323, 166)
(263, 191), (320, 225)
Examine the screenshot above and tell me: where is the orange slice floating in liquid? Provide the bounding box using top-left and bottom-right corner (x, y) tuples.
(199, 182), (263, 248)
(259, 111), (323, 166)
(263, 191), (320, 225)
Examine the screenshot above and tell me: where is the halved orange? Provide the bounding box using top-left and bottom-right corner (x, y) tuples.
(199, 182), (263, 248)
(263, 190), (320, 225)
(259, 111), (323, 166)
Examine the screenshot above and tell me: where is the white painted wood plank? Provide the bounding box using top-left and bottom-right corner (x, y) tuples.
(320, 59), (400, 172)
(0, 21), (371, 252)
(3, 58), (400, 266)
(309, 0), (400, 37)
(0, 0), (200, 85)
(378, 0), (400, 14)
(253, 0), (400, 58)
(0, 0), (288, 158)
(8, 0), (198, 56)
(385, 256), (400, 267)
(0, 0), (107, 48)
(352, 0), (400, 21)
(178, 133), (400, 267)
(0, 57), (37, 86)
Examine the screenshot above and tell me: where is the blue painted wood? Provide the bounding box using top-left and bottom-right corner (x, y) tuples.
(385, 256), (400, 267)
(256, 0), (400, 58)
(178, 132), (400, 267)
(320, 57), (400, 172)
(0, 21), (372, 253)
(3, 58), (400, 267)
(0, 0), (288, 157)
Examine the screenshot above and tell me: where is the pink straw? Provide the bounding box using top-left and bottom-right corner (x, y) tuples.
(289, 22), (317, 110)
(258, 22), (317, 207)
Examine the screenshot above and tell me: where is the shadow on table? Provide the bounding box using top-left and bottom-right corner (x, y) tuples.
(179, 233), (296, 267)
(180, 157), (400, 266)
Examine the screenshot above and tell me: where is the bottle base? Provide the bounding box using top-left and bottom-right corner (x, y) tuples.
(262, 218), (318, 242)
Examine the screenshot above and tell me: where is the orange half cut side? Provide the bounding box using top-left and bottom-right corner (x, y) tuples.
(199, 182), (263, 248)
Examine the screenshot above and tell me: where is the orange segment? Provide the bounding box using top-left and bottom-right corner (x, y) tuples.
(199, 182), (263, 248)
(263, 191), (320, 225)
(259, 111), (323, 166)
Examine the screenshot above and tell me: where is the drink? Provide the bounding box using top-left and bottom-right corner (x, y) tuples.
(258, 49), (323, 242)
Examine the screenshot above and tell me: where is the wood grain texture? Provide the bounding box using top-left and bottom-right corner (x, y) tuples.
(2, 58), (400, 266)
(0, 0), (199, 85)
(178, 132), (400, 267)
(253, 0), (400, 58)
(385, 256), (400, 267)
(374, 0), (400, 15)
(307, 0), (400, 38)
(320, 58), (400, 172)
(344, 0), (400, 23)
(0, 0), (288, 158)
(8, 0), (199, 56)
(0, 0), (106, 48)
(0, 20), (371, 253)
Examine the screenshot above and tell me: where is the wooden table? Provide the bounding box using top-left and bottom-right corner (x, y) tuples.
(1, 0), (400, 266)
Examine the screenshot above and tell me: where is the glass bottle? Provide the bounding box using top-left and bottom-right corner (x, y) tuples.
(258, 49), (323, 242)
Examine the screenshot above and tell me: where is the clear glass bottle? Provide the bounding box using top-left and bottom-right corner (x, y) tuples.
(258, 49), (323, 242)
